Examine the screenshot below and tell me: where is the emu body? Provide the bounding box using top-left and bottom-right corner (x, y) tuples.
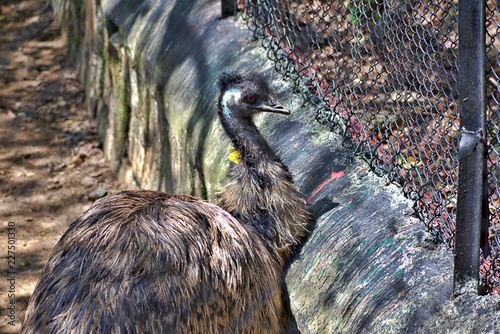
(21, 72), (308, 334)
(22, 192), (283, 333)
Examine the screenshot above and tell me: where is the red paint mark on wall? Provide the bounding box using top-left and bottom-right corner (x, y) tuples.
(306, 170), (345, 203)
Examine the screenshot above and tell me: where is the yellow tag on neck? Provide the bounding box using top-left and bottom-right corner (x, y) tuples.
(228, 147), (241, 164)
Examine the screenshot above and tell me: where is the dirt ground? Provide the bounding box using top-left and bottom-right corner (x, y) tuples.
(0, 1), (118, 332)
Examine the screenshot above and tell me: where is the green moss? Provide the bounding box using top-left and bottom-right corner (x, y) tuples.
(119, 84), (129, 140)
(67, 0), (84, 60)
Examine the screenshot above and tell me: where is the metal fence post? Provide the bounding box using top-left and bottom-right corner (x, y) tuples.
(454, 0), (488, 295)
(221, 0), (236, 18)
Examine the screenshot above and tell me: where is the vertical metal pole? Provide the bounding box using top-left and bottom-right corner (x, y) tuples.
(454, 0), (488, 295)
(221, 0), (237, 18)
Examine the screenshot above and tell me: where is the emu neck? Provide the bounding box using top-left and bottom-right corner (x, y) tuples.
(218, 89), (280, 166)
(218, 109), (308, 264)
(221, 115), (278, 167)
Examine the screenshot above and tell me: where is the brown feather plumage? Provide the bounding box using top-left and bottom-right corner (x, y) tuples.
(21, 72), (308, 334)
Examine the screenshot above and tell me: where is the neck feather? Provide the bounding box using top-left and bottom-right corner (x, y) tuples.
(217, 95), (309, 263)
(219, 99), (278, 166)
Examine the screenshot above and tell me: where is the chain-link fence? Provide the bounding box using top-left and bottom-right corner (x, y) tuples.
(241, 0), (500, 293)
(485, 0), (500, 293)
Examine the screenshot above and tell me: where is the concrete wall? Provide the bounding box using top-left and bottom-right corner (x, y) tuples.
(51, 0), (500, 332)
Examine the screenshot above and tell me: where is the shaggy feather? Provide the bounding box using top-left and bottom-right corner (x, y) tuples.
(21, 72), (308, 334)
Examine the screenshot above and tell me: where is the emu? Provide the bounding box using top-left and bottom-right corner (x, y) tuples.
(21, 72), (309, 334)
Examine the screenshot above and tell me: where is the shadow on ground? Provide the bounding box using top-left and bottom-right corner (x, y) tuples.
(0, 1), (117, 332)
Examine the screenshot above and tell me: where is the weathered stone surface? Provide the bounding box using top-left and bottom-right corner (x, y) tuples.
(50, 0), (500, 332)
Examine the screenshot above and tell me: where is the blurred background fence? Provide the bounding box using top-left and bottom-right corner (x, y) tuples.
(237, 0), (500, 293)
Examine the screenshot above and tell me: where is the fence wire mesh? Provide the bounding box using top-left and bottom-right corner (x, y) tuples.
(485, 0), (500, 293)
(243, 0), (500, 293)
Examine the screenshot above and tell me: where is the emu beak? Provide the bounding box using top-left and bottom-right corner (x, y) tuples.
(250, 99), (290, 115)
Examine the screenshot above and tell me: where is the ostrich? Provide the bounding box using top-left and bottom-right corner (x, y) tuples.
(21, 72), (309, 334)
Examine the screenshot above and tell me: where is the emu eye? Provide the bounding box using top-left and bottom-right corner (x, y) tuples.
(245, 95), (256, 104)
